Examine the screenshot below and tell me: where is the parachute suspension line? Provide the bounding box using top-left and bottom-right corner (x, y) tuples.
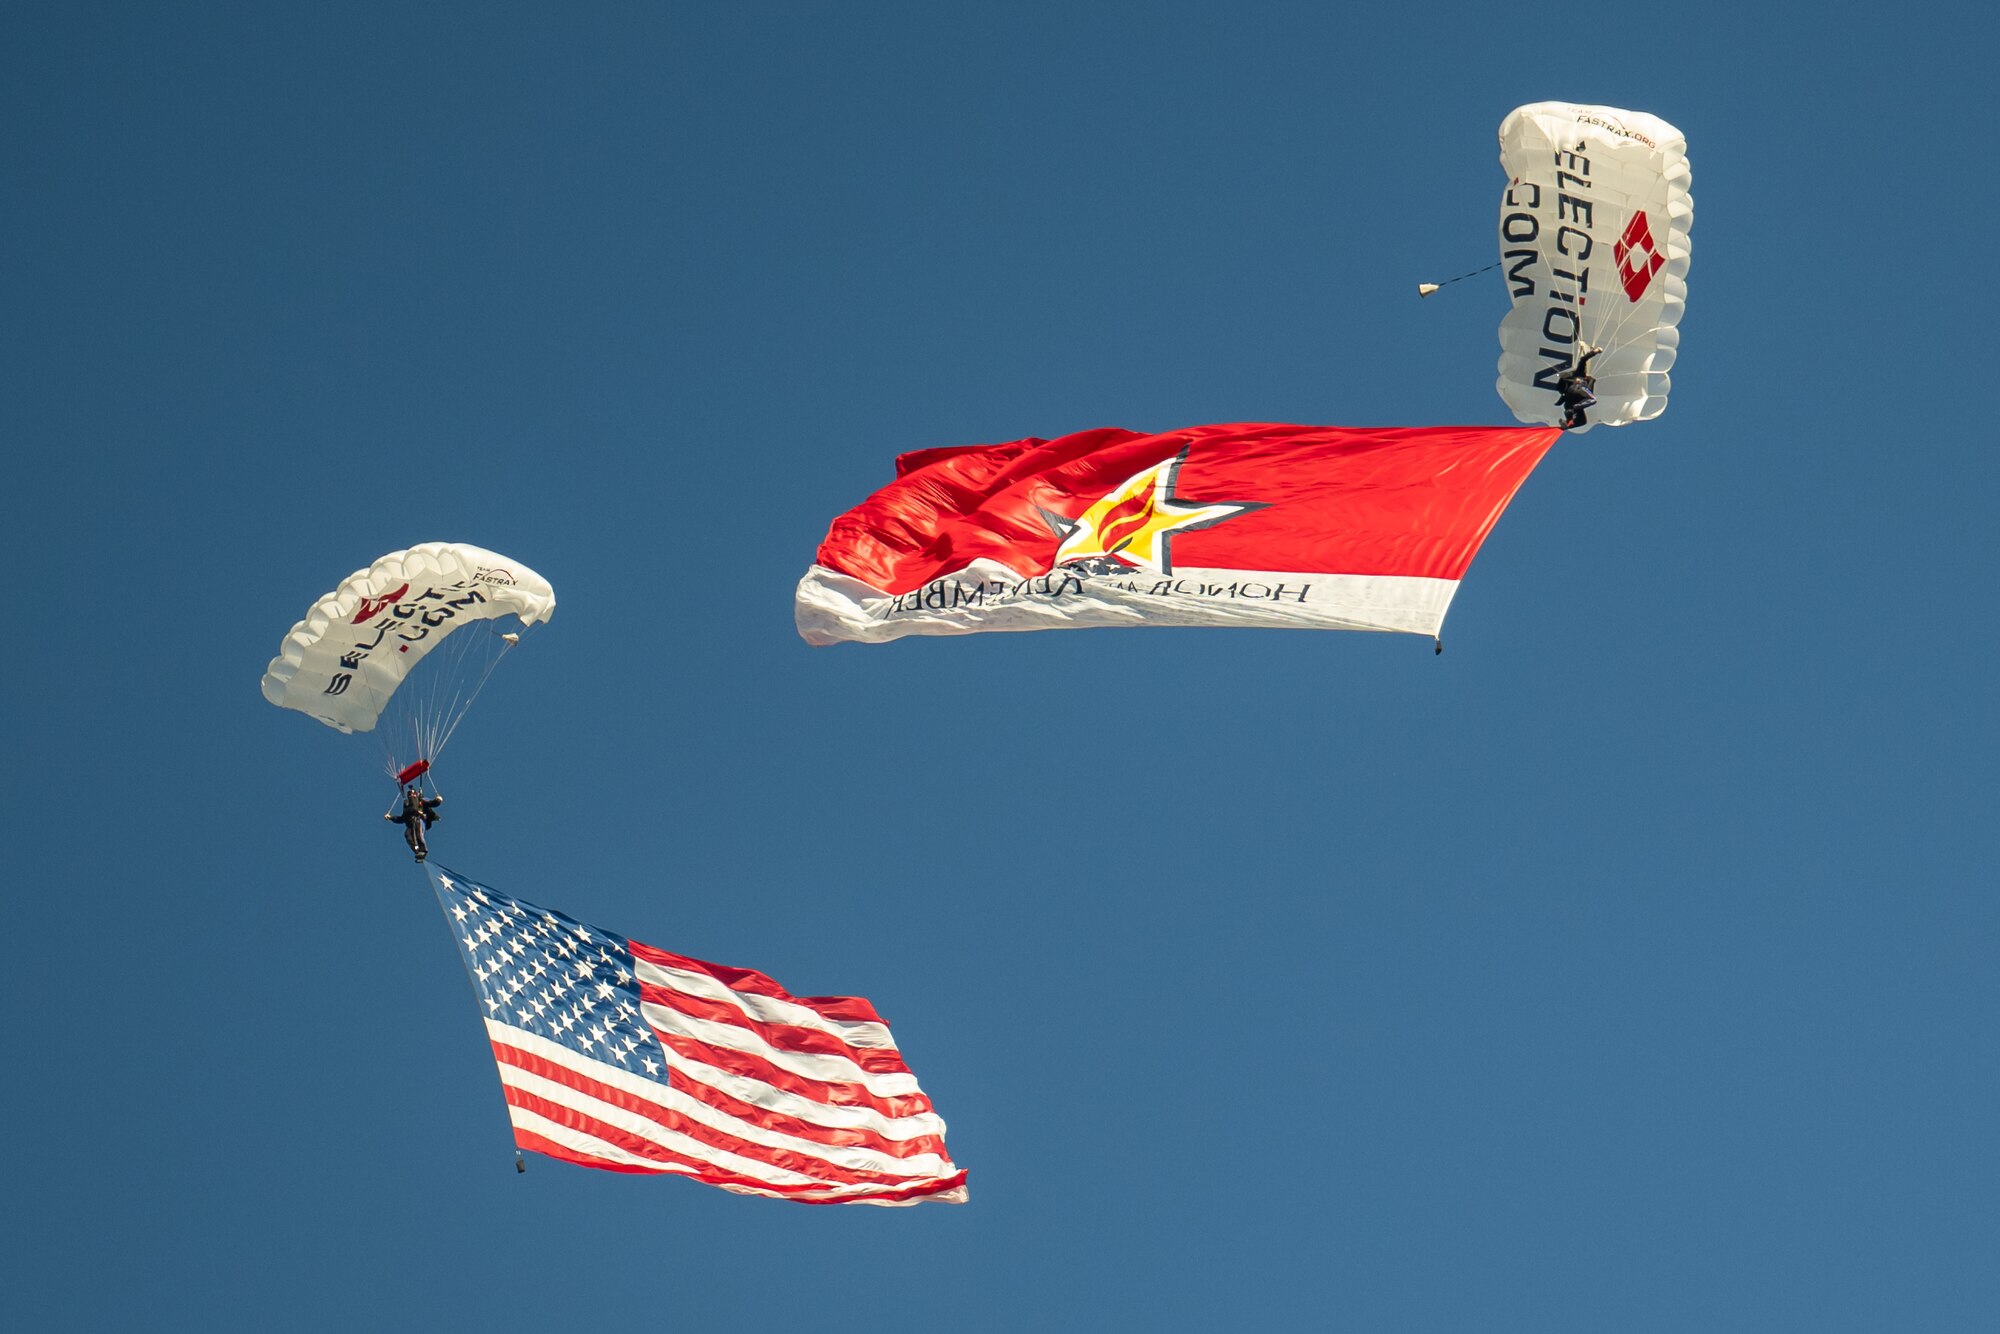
(397, 624), (517, 779)
(1588, 147), (1670, 361)
(409, 635), (445, 773)
(1529, 160), (1594, 399)
(359, 664), (399, 782)
(1528, 136), (1663, 414)
(375, 620), (512, 788)
(1565, 202), (1641, 383)
(438, 645), (512, 754)
(1417, 260), (1499, 297)
(383, 710), (426, 786)
(1526, 149), (1641, 419)
(382, 644), (435, 784)
(440, 636), (516, 760)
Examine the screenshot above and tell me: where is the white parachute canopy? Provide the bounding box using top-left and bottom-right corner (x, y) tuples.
(262, 542), (555, 777)
(1495, 102), (1692, 431)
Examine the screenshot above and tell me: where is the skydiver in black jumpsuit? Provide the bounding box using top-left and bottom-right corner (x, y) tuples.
(386, 786), (442, 862)
(1556, 343), (1601, 429)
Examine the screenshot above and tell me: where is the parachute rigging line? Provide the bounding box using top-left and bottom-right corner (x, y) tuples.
(1418, 260), (1500, 297)
(377, 623), (518, 786)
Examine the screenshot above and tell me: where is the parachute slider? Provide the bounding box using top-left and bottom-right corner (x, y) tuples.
(499, 632), (520, 645)
(395, 759), (432, 786)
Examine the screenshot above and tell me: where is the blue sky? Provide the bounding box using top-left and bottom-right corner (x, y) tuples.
(7, 3), (1997, 1330)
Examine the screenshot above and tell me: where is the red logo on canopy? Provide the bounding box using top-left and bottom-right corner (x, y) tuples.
(1614, 213), (1666, 301)
(351, 583), (410, 624)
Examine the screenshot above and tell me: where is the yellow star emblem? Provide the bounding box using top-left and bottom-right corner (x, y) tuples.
(1051, 448), (1256, 574)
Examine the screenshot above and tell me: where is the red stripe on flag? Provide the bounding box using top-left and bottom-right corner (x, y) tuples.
(501, 1084), (957, 1196)
(670, 1063), (951, 1161)
(510, 1126), (671, 1176)
(494, 1041), (949, 1163)
(629, 940), (889, 1025)
(648, 1028), (937, 1121)
(506, 1085), (789, 1186)
(639, 981), (913, 1075)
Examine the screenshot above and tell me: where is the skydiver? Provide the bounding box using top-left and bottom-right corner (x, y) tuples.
(386, 785), (442, 862)
(1556, 343), (1601, 429)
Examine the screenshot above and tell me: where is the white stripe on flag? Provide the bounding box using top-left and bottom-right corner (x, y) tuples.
(639, 1001), (923, 1096)
(796, 561), (1462, 646)
(634, 956), (899, 1050)
(506, 1098), (962, 1204)
(491, 1022), (953, 1179)
(663, 1047), (947, 1140)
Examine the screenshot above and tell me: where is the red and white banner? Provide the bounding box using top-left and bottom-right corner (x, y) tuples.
(797, 423), (1560, 646)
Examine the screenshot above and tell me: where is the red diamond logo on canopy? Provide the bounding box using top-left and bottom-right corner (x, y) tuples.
(1614, 212), (1666, 301)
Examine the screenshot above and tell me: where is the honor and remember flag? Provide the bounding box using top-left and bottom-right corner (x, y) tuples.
(796, 423), (1561, 647)
(427, 866), (967, 1205)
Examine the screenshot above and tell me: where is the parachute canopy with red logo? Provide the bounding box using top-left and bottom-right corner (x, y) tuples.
(796, 423), (1559, 647)
(262, 541), (555, 781)
(1495, 102), (1692, 431)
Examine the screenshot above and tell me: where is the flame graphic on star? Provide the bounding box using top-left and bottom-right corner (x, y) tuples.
(1045, 448), (1260, 575)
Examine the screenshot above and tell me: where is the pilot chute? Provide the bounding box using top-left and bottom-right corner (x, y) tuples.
(1495, 102), (1692, 431)
(261, 542), (555, 782)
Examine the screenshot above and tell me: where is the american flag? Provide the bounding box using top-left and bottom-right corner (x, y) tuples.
(426, 866), (967, 1205)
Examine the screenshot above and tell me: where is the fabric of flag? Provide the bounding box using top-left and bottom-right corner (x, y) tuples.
(795, 422), (1560, 646)
(427, 865), (967, 1206)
